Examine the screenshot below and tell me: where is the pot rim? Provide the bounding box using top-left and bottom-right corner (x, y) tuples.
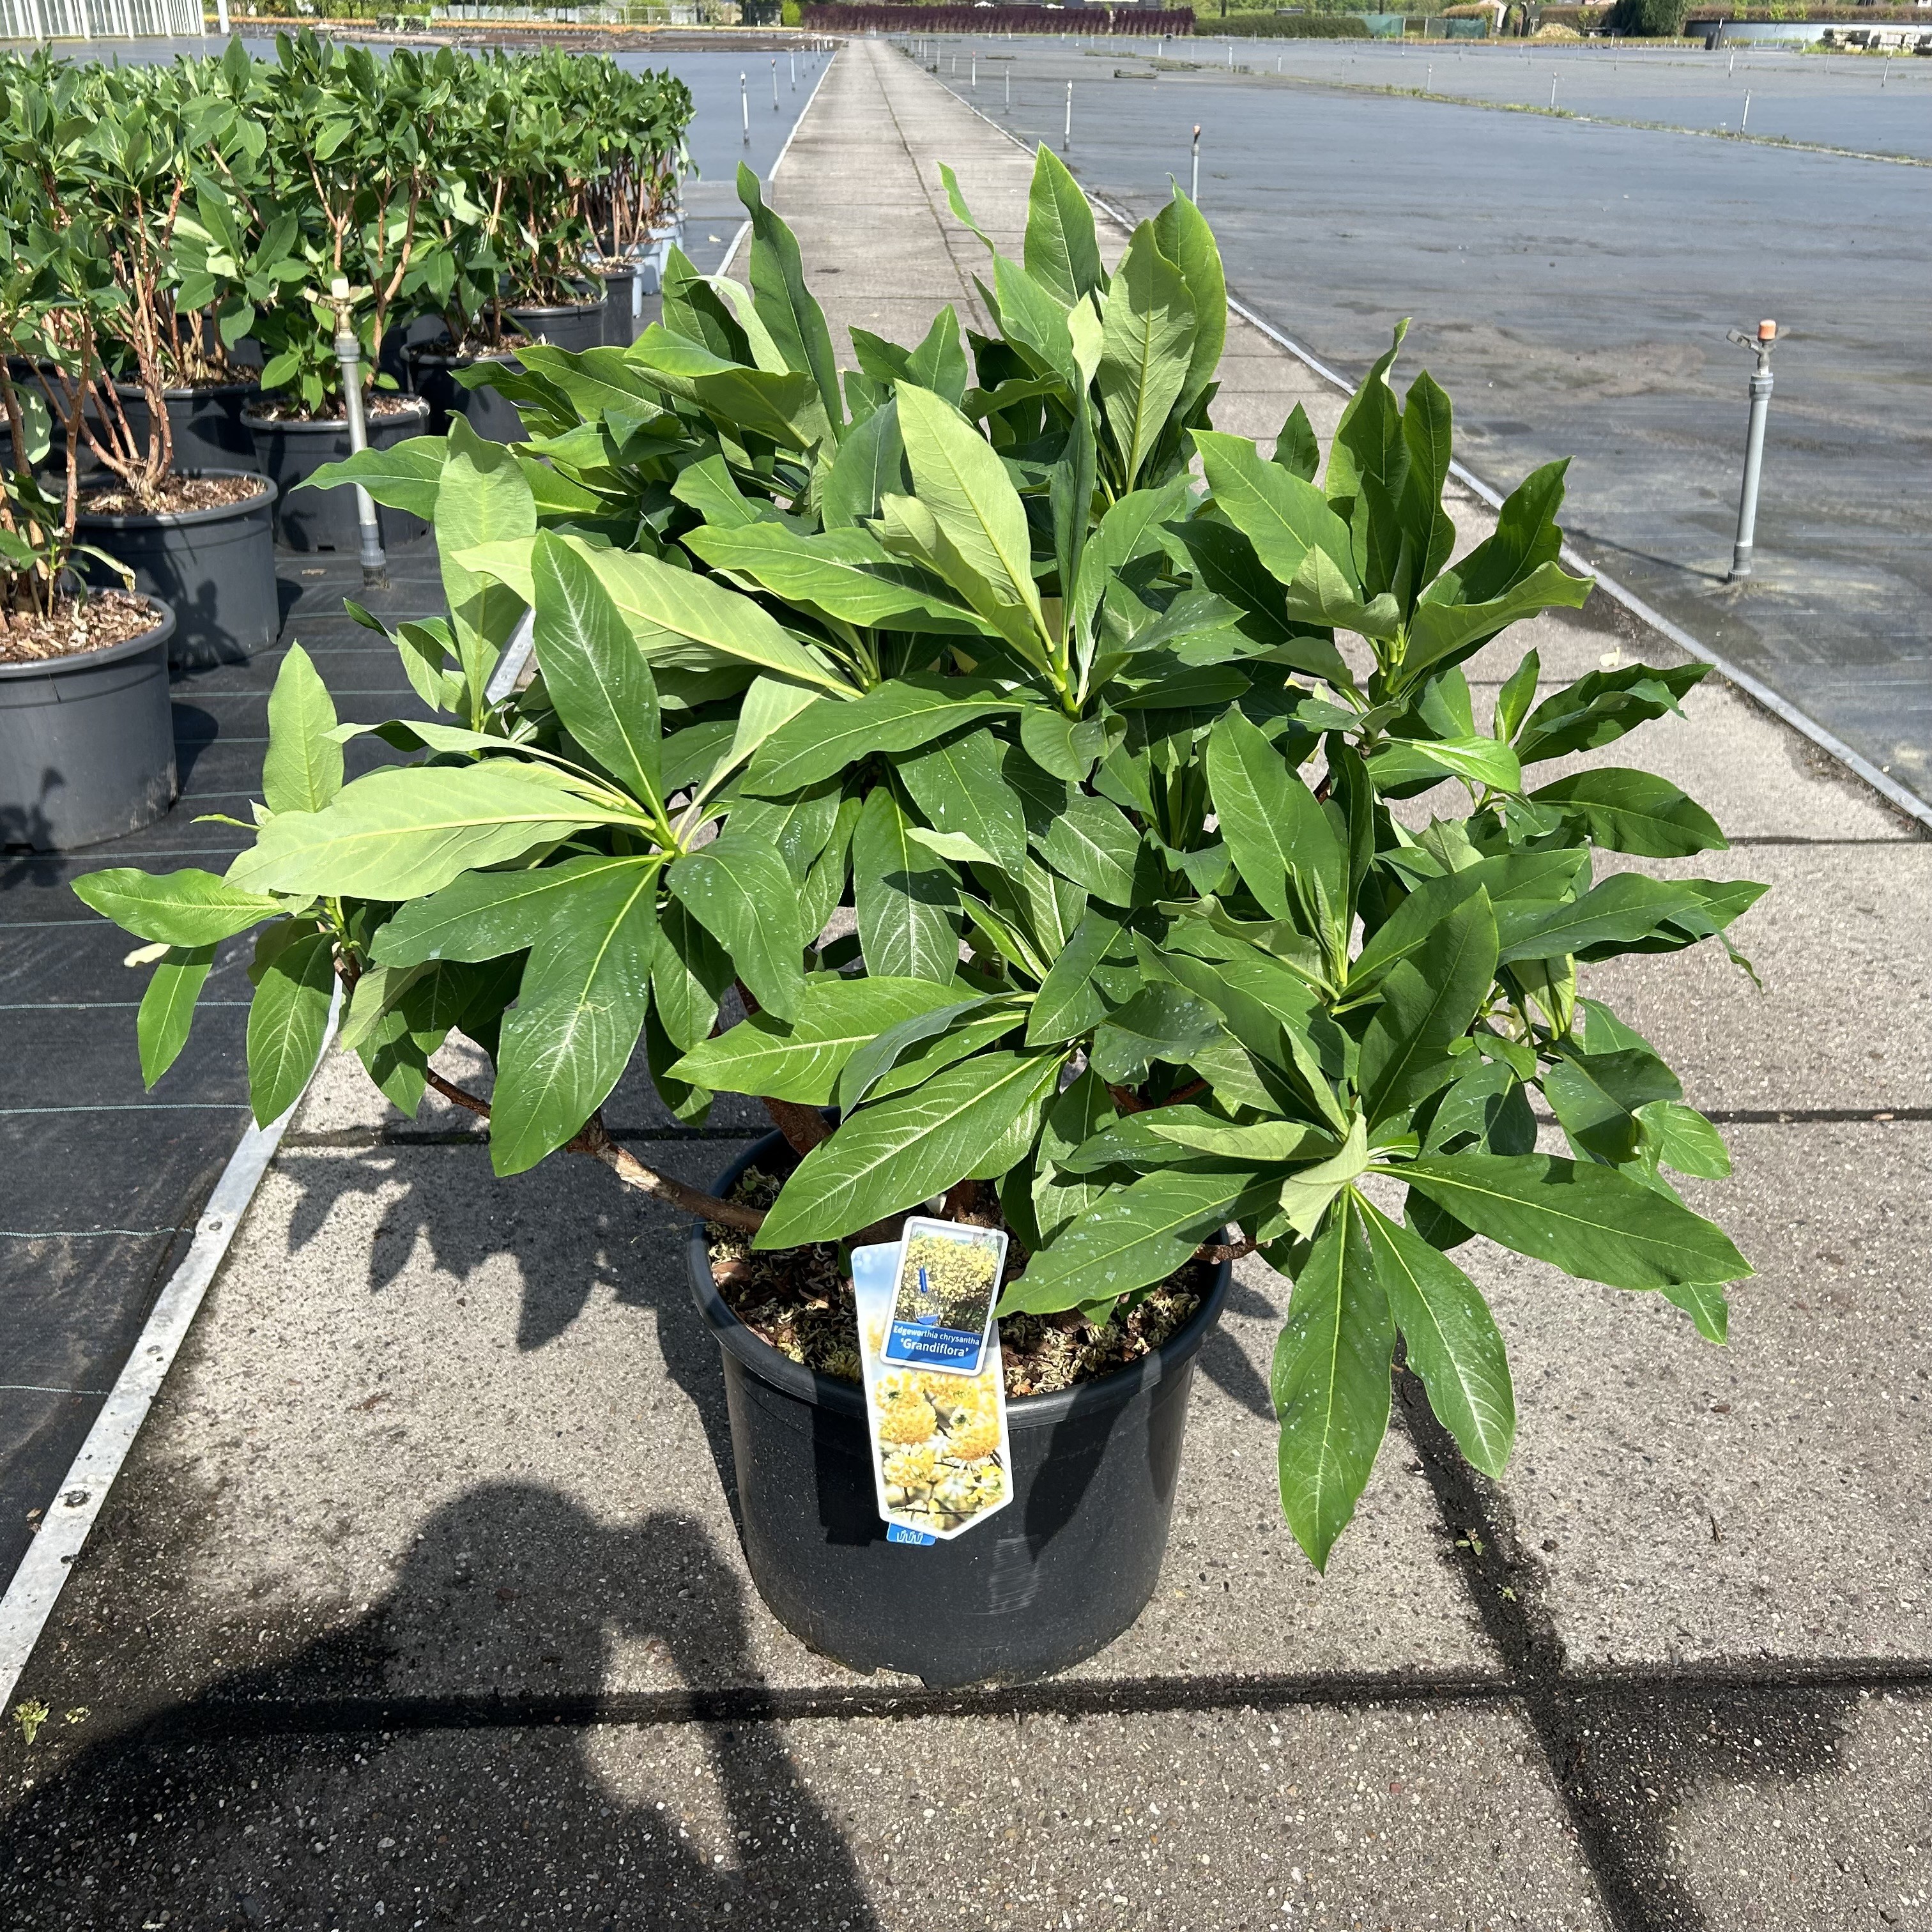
(686, 1130), (1233, 1429)
(0, 594), (175, 680)
(111, 376), (264, 401)
(403, 342), (523, 371)
(73, 468), (279, 530)
(505, 298), (605, 319)
(241, 397), (432, 433)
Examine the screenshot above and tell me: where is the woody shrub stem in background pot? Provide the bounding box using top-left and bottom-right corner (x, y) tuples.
(112, 376), (263, 477)
(690, 1137), (1233, 1687)
(0, 599), (176, 850)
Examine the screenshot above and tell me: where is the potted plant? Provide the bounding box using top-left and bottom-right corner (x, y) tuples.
(241, 31), (446, 553)
(576, 57), (693, 349)
(0, 201), (175, 850)
(19, 52), (284, 670)
(73, 159), (1758, 1687)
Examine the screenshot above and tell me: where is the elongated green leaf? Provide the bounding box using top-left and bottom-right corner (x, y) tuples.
(1358, 893), (1498, 1124)
(1638, 1099), (1731, 1180)
(1496, 874), (1706, 965)
(668, 836), (804, 1022)
(137, 943), (215, 1088)
(822, 394), (904, 529)
(1529, 769), (1727, 857)
(262, 643), (342, 816)
(303, 437), (445, 519)
(1514, 662), (1707, 765)
(897, 728), (1029, 877)
(1001, 1165), (1279, 1315)
(491, 862), (659, 1176)
(246, 927), (335, 1126)
(1204, 709), (1342, 929)
(1025, 907), (1124, 1046)
(228, 764), (624, 901)
(1272, 1192), (1394, 1572)
(850, 786), (958, 983)
(374, 854), (653, 967)
(755, 1050), (1061, 1247)
(1367, 734), (1522, 795)
(632, 325), (818, 447)
(1032, 1066), (1118, 1247)
(1090, 985), (1223, 1085)
(668, 976), (965, 1104)
(895, 381), (1049, 653)
(1403, 561), (1594, 689)
(746, 678), (1015, 797)
(739, 161), (843, 431)
(993, 254), (1078, 388)
(1195, 429), (1355, 591)
(532, 531), (661, 809)
(73, 868), (284, 947)
(1397, 1152), (1752, 1291)
(1544, 1046), (1682, 1165)
(1096, 222), (1195, 491)
(438, 417), (538, 706)
(1359, 1200), (1513, 1478)
(1037, 792), (1154, 908)
(1661, 1278), (1729, 1345)
(1024, 144), (1104, 308)
(1153, 190), (1225, 420)
(907, 304), (971, 407)
(686, 521), (979, 634)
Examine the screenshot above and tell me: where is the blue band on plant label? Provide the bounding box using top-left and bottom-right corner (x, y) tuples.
(886, 1524), (937, 1547)
(884, 1319), (985, 1369)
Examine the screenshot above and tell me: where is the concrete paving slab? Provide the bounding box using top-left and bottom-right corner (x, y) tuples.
(1482, 1122), (1932, 1668)
(3, 1138), (1488, 1735)
(0, 1695), (1606, 1932)
(1583, 846), (1932, 1113)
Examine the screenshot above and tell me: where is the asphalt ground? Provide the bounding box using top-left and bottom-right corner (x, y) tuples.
(915, 36), (1932, 807)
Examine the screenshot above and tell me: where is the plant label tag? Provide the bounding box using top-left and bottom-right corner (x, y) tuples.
(852, 1241), (1013, 1544)
(878, 1216), (1008, 1377)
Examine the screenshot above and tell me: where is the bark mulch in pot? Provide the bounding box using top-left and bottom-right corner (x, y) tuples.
(704, 1166), (1211, 1399)
(0, 590), (161, 664)
(78, 473), (265, 516)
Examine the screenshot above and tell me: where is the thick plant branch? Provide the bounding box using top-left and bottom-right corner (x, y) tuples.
(1197, 1237), (1259, 1265)
(417, 1071), (766, 1232)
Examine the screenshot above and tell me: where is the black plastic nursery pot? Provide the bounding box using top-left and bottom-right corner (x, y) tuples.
(687, 1134), (1231, 1690)
(506, 297), (606, 356)
(596, 264), (663, 349)
(112, 378), (262, 475)
(0, 597), (176, 850)
(243, 399), (431, 553)
(75, 469), (278, 670)
(404, 346), (525, 445)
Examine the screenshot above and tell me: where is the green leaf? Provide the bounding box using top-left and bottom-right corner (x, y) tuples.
(1271, 1191), (1395, 1571)
(437, 417), (538, 707)
(822, 394), (904, 529)
(228, 763), (624, 901)
(1089, 985), (1223, 1086)
(1204, 709), (1342, 930)
(1397, 1152), (1751, 1291)
(746, 678), (1016, 797)
(1036, 792), (1155, 909)
(302, 436), (445, 519)
(755, 1050), (1061, 1248)
(1402, 562), (1593, 689)
(1543, 1047), (1682, 1166)
(491, 861), (659, 1176)
(1025, 907), (1125, 1046)
(668, 836), (804, 1023)
(686, 521), (979, 634)
(1528, 769), (1728, 857)
(1358, 894), (1498, 1125)
(1146, 1117), (1335, 1163)
(894, 381), (1050, 657)
(137, 944), (215, 1088)
(1495, 874), (1707, 965)
(907, 304), (971, 408)
(1367, 734), (1523, 795)
(836, 995), (1009, 1110)
(1358, 1199), (1513, 1478)
(261, 643), (342, 816)
(1096, 221), (1195, 491)
(375, 854), (651, 967)
(1512, 662), (1707, 765)
(1638, 1100), (1731, 1180)
(897, 728), (1029, 877)
(245, 927), (335, 1126)
(1001, 1165), (1279, 1315)
(1194, 429), (1355, 591)
(72, 867), (284, 947)
(1023, 144), (1104, 308)
(668, 976), (965, 1105)
(1660, 1278), (1729, 1346)
(1272, 401), (1321, 483)
(1153, 190), (1226, 420)
(1032, 1066), (1118, 1246)
(532, 530), (661, 809)
(1494, 648), (1540, 744)
(854, 788), (963, 984)
(738, 161), (843, 431)
(652, 898), (733, 1054)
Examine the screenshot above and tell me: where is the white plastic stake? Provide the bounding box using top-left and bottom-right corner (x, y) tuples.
(1064, 78), (1072, 148)
(740, 72), (748, 142)
(1742, 89), (1750, 130)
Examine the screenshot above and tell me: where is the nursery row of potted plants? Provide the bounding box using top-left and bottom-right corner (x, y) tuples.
(0, 34), (690, 849)
(75, 157), (1759, 1687)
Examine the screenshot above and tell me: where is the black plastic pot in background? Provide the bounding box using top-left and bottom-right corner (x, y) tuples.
(0, 597), (176, 850)
(596, 264), (663, 349)
(405, 346), (525, 444)
(75, 469), (277, 670)
(243, 399), (431, 553)
(112, 379), (261, 475)
(686, 1133), (1231, 1689)
(507, 296), (606, 355)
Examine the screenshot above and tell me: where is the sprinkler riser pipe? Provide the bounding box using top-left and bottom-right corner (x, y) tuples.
(333, 328), (387, 586)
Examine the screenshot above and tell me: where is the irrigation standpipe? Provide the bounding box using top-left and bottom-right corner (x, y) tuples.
(328, 275), (387, 592)
(1725, 319), (1779, 583)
